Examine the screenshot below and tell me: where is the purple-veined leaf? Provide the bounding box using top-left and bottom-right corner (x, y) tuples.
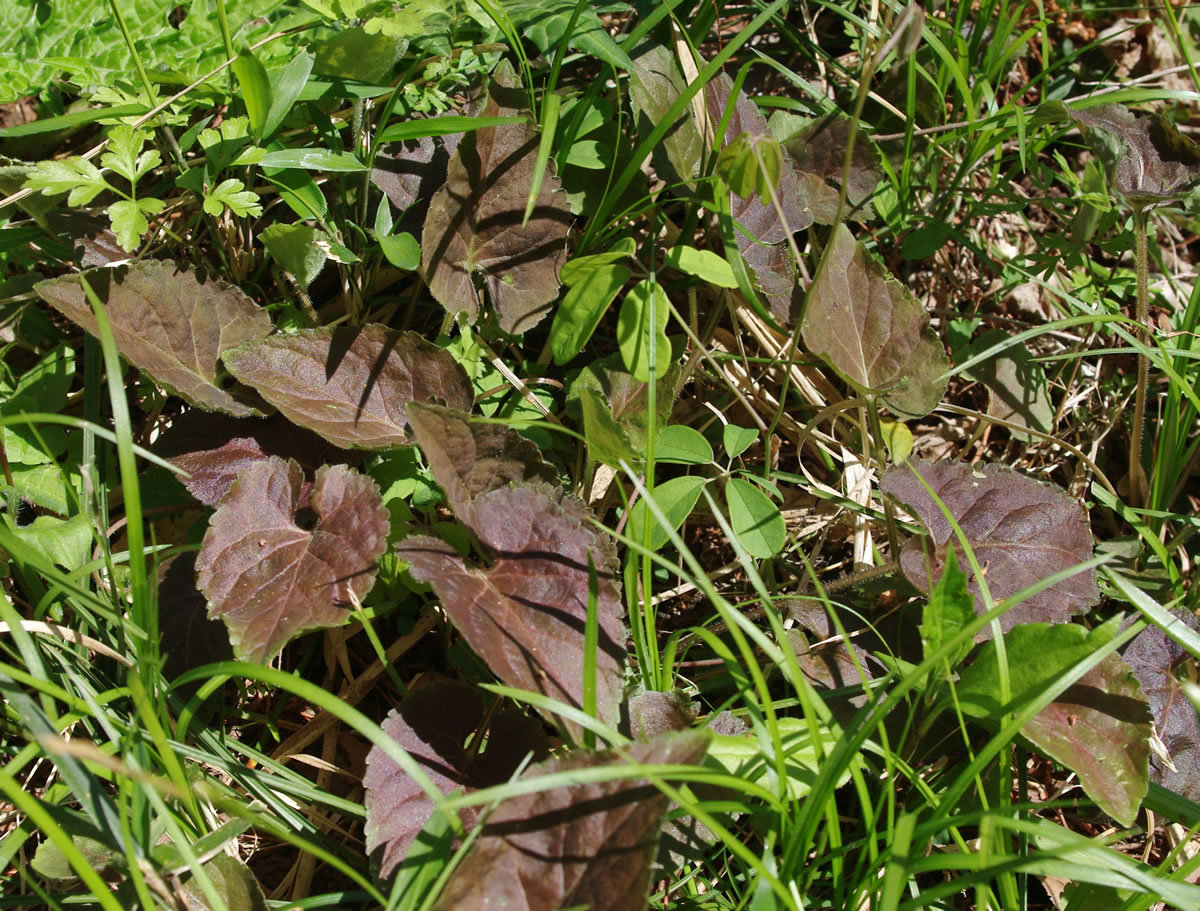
(363, 680), (551, 878)
(803, 224), (949, 417)
(431, 731), (709, 911)
(406, 403), (557, 515)
(956, 621), (1150, 827)
(395, 483), (625, 738)
(35, 261), (272, 417)
(195, 457), (389, 663)
(221, 325), (473, 450)
(370, 133), (453, 215)
(421, 62), (570, 335)
(881, 460), (1100, 632)
(1124, 612), (1200, 801)
(156, 412), (355, 507)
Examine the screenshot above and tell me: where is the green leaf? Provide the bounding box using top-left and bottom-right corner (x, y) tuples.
(524, 92), (560, 227)
(920, 550), (974, 667)
(578, 386), (636, 467)
(313, 25), (404, 84)
(550, 263), (630, 364)
(664, 244), (738, 288)
(654, 425), (713, 465)
(262, 51), (314, 140)
(24, 157), (108, 206)
(955, 621), (1151, 827)
(716, 131), (784, 205)
(107, 197), (164, 252)
(7, 513), (92, 572)
(0, 103), (148, 138)
(879, 420), (913, 463)
(101, 125), (158, 184)
(379, 231), (420, 270)
(722, 424), (757, 459)
(709, 717), (852, 801)
(560, 238), (636, 285)
(617, 279), (670, 383)
(261, 223), (326, 287)
(262, 167), (328, 219)
(232, 48), (272, 141)
(725, 476), (786, 559)
(377, 115), (526, 143)
(626, 475), (706, 552)
(504, 0), (634, 70)
(204, 178), (262, 217)
(963, 329), (1053, 443)
(564, 139), (608, 169)
(257, 149), (366, 171)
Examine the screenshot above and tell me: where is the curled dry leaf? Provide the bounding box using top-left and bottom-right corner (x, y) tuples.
(1124, 611), (1200, 801)
(196, 457), (389, 663)
(431, 731), (710, 911)
(396, 483), (626, 739)
(881, 460), (1100, 632)
(406, 402), (558, 516)
(363, 680), (551, 878)
(221, 325), (473, 450)
(36, 261), (272, 417)
(803, 224), (949, 417)
(156, 412), (354, 507)
(421, 62), (570, 334)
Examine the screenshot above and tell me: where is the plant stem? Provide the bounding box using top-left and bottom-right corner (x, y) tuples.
(1128, 207), (1151, 507)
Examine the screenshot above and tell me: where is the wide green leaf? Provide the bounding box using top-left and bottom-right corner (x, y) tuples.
(550, 263), (631, 364)
(627, 475), (707, 552)
(725, 477), (786, 559)
(617, 279), (670, 383)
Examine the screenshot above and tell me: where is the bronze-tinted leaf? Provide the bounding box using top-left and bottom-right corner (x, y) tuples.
(363, 681), (551, 878)
(396, 483), (625, 738)
(1067, 102), (1200, 206)
(157, 552), (232, 683)
(776, 110), (881, 224)
(881, 460), (1100, 632)
(371, 134), (454, 216)
(957, 622), (1150, 826)
(431, 731), (709, 911)
(36, 261), (271, 417)
(964, 329), (1053, 443)
(221, 325), (473, 450)
(196, 457), (389, 663)
(155, 412), (355, 507)
(627, 689), (695, 741)
(407, 403), (557, 516)
(1124, 613), (1200, 801)
(421, 63), (570, 334)
(627, 41), (705, 187)
(803, 224), (948, 417)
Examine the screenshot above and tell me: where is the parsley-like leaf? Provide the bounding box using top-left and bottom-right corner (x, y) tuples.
(25, 158), (109, 206)
(108, 197), (165, 251)
(204, 178), (263, 217)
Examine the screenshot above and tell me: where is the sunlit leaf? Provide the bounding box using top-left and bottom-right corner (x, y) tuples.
(36, 261), (272, 417)
(802, 223), (949, 417)
(431, 731), (709, 911)
(773, 110), (881, 224)
(221, 325), (473, 449)
(396, 483), (626, 738)
(627, 41), (704, 186)
(626, 475), (706, 552)
(881, 460), (1100, 632)
(422, 61), (569, 334)
(725, 476), (786, 559)
(196, 457), (389, 663)
(617, 279), (670, 383)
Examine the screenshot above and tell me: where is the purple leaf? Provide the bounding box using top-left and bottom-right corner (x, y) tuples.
(36, 261), (272, 417)
(1124, 613), (1200, 801)
(196, 457), (389, 663)
(778, 111), (881, 225)
(156, 552), (232, 682)
(421, 62), (570, 335)
(881, 460), (1100, 632)
(221, 325), (473, 450)
(627, 690), (695, 741)
(363, 681), (551, 878)
(396, 483), (625, 738)
(155, 412), (355, 507)
(406, 403), (558, 516)
(803, 224), (949, 417)
(371, 134), (453, 216)
(431, 731), (709, 911)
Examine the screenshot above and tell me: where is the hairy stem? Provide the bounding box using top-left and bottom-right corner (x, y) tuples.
(1128, 207), (1151, 507)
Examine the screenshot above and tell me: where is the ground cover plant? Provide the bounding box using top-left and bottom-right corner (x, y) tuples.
(1, 0), (1200, 908)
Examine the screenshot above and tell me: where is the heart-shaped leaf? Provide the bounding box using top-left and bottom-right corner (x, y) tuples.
(156, 412), (353, 507)
(422, 62), (570, 334)
(881, 460), (1101, 632)
(221, 325), (473, 450)
(1124, 611), (1200, 801)
(36, 261), (272, 417)
(406, 403), (558, 515)
(196, 457), (389, 663)
(395, 483), (626, 737)
(956, 621), (1151, 827)
(363, 681), (551, 878)
(430, 731), (709, 911)
(803, 224), (949, 417)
